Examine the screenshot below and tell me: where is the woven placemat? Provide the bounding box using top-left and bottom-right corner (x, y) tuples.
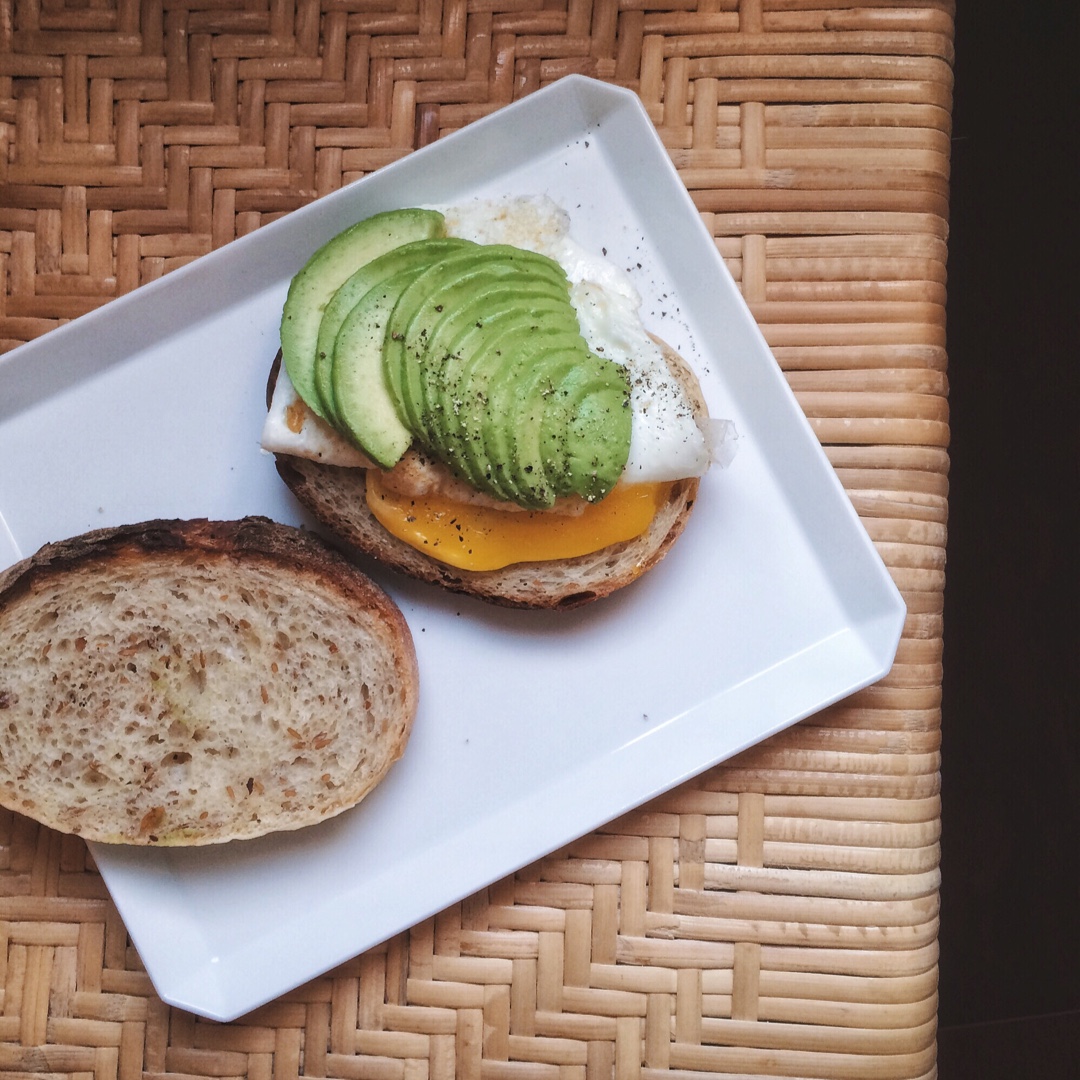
(1, 1), (952, 1076)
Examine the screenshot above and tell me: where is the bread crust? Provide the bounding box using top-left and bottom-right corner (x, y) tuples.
(272, 339), (707, 609)
(0, 517), (418, 845)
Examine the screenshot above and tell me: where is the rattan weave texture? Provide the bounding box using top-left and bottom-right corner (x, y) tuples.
(1, 1), (951, 1077)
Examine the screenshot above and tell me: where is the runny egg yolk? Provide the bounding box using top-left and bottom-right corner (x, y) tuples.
(365, 471), (674, 572)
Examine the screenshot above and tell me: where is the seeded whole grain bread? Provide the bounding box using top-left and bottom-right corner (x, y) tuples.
(274, 338), (706, 610)
(0, 517), (418, 845)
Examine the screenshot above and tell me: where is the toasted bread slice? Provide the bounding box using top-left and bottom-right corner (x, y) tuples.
(0, 517), (418, 845)
(274, 338), (706, 609)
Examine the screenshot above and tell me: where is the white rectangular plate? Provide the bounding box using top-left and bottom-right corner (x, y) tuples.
(0, 76), (905, 1021)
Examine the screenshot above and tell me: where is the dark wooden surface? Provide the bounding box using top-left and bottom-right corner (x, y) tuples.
(936, 5), (1078, 1075)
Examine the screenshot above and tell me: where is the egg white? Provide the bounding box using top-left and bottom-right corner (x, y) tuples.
(262, 196), (713, 483)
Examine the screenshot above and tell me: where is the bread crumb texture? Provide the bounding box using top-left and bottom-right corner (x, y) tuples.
(0, 537), (416, 845)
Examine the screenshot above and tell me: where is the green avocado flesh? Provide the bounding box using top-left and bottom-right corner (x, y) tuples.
(280, 208), (446, 420)
(315, 236), (475, 424)
(282, 207), (632, 506)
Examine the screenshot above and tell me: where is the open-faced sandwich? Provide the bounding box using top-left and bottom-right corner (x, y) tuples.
(0, 517), (418, 845)
(262, 196), (726, 609)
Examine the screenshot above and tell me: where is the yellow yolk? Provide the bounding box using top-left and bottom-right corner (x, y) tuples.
(365, 472), (673, 571)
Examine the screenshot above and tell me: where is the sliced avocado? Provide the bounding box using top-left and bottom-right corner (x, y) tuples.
(280, 208), (446, 419)
(430, 288), (575, 404)
(503, 346), (595, 507)
(382, 245), (568, 435)
(424, 306), (556, 488)
(560, 379), (633, 502)
(538, 362), (612, 496)
(378, 247), (489, 430)
(484, 338), (590, 507)
(314, 236), (474, 423)
(285, 219), (635, 510)
(517, 330), (633, 503)
(428, 283), (580, 459)
(456, 326), (573, 503)
(416, 280), (572, 453)
(393, 265), (541, 442)
(434, 307), (581, 498)
(449, 323), (583, 504)
(330, 265), (431, 468)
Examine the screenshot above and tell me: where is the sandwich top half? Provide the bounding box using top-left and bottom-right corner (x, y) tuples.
(262, 196), (720, 572)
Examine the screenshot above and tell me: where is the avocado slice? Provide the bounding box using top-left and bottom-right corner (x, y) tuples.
(330, 264), (431, 468)
(279, 207), (445, 419)
(542, 354), (632, 501)
(538, 362), (604, 494)
(378, 248), (496, 431)
(459, 325), (586, 503)
(416, 280), (572, 453)
(484, 338), (591, 507)
(423, 306), (557, 489)
(432, 302), (584, 499)
(314, 236), (474, 423)
(510, 346), (601, 505)
(382, 245), (568, 436)
(455, 326), (573, 503)
(423, 275), (580, 460)
(394, 265), (541, 442)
